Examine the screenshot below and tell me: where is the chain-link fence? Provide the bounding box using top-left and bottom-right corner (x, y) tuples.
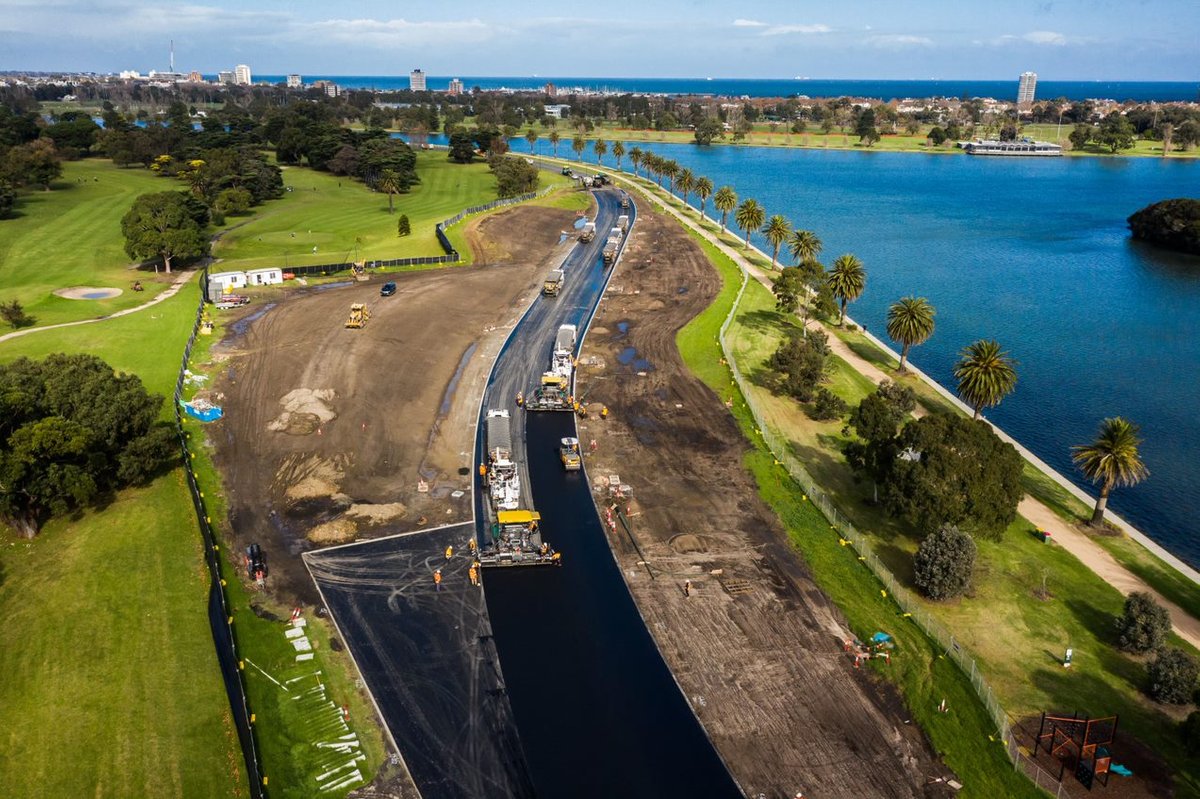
(175, 268), (267, 798)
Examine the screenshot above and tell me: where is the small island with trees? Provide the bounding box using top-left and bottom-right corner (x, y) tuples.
(1128, 198), (1200, 255)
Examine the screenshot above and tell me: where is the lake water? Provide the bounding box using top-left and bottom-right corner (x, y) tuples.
(420, 133), (1200, 567)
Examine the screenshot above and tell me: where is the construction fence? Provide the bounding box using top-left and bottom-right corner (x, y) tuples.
(174, 267), (267, 798)
(706, 196), (1070, 797)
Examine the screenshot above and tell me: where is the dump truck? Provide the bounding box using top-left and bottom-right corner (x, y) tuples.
(542, 269), (564, 297)
(603, 239), (620, 264)
(617, 215), (630, 233)
(477, 509), (560, 568)
(485, 409), (520, 511)
(560, 437), (582, 471)
(620, 192), (630, 209)
(578, 222), (596, 242)
(551, 324), (576, 378)
(345, 303), (370, 328)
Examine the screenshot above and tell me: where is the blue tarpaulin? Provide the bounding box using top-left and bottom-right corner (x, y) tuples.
(182, 400), (224, 422)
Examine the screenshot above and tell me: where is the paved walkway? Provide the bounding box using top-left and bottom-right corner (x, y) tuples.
(622, 172), (1200, 651)
(0, 269), (196, 346)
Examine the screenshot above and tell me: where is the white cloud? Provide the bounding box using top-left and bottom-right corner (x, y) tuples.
(866, 34), (934, 48)
(293, 17), (499, 48)
(1023, 30), (1068, 45)
(762, 23), (832, 36)
(733, 19), (767, 27)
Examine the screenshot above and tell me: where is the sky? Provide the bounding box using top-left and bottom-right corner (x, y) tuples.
(1, 0), (1198, 80)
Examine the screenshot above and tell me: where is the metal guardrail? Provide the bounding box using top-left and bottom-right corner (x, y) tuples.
(174, 267), (267, 798)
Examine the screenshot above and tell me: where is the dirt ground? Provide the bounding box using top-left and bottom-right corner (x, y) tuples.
(575, 207), (952, 799)
(206, 204), (581, 604)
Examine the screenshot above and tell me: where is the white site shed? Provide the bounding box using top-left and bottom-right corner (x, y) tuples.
(208, 270), (248, 290)
(245, 267), (284, 286)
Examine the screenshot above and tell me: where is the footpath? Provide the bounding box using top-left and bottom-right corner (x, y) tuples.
(0, 268), (196, 346)
(622, 173), (1200, 652)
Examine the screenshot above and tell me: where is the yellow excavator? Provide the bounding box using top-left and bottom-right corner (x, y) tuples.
(345, 303), (370, 329)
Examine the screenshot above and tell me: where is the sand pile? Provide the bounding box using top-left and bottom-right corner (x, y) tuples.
(268, 388), (337, 435)
(345, 502), (407, 525)
(307, 518), (357, 544)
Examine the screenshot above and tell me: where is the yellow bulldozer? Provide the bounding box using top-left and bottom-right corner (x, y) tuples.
(345, 303), (370, 329)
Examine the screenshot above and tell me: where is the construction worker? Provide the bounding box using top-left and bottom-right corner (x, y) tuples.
(600, 405), (609, 419)
(468, 565), (479, 587)
(540, 542), (549, 556)
(468, 538), (477, 553)
(684, 580), (691, 597)
(479, 463), (487, 479)
(444, 545), (453, 561)
(515, 391), (524, 407)
(433, 569), (442, 591)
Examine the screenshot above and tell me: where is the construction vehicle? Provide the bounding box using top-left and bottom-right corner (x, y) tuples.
(542, 269), (564, 297)
(485, 409), (521, 511)
(578, 221), (596, 242)
(617, 214), (630, 233)
(345, 303), (370, 328)
(214, 294), (250, 310)
(552, 324), (576, 377)
(526, 325), (577, 411)
(620, 192), (630, 209)
(603, 237), (620, 264)
(477, 509), (560, 568)
(245, 543), (267, 586)
(560, 437), (582, 471)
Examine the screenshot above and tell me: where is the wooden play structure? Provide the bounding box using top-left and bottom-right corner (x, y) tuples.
(1034, 712), (1119, 790)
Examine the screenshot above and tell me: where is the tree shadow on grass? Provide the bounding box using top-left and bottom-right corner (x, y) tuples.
(735, 307), (796, 337)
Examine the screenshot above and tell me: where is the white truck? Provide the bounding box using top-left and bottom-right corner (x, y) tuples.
(578, 222), (596, 242)
(617, 215), (630, 233)
(551, 324), (576, 379)
(485, 409), (521, 511)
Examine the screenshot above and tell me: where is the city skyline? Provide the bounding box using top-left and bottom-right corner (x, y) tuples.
(2, 0), (1198, 81)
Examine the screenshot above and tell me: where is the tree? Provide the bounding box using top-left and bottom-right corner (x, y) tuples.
(734, 198), (765, 248)
(811, 388), (848, 421)
(2, 139), (63, 190)
(326, 144), (360, 177)
(1127, 199), (1200, 256)
(827, 254), (865, 325)
(876, 413), (1024, 539)
(571, 136), (586, 161)
(1069, 123), (1094, 151)
(629, 146), (642, 176)
(1183, 712), (1200, 756)
(376, 168), (402, 213)
(886, 296), (936, 372)
(928, 126), (948, 146)
(525, 128), (538, 153)
(120, 191), (208, 274)
(0, 299), (35, 329)
(714, 186), (737, 233)
(0, 179), (15, 219)
(397, 214), (411, 237)
(694, 176), (713, 219)
(694, 117), (724, 145)
(763, 215), (792, 268)
(0, 354), (175, 537)
(771, 268), (806, 314)
(953, 339), (1017, 419)
(612, 140), (625, 170)
(548, 130), (560, 157)
(447, 128), (476, 163)
(490, 155), (540, 198)
(768, 330), (830, 402)
(661, 160), (679, 193)
(844, 381), (916, 500)
(676, 168), (694, 206)
(1148, 648), (1199, 705)
(913, 525), (977, 600)
(1116, 592), (1172, 654)
(1095, 112), (1136, 153)
(788, 229), (823, 267)
(1072, 417), (1150, 525)
(855, 108), (880, 146)
(593, 138), (608, 164)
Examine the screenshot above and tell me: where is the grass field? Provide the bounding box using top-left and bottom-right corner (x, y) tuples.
(720, 273), (1200, 794)
(0, 159), (178, 328)
(213, 152), (573, 270)
(0, 285), (246, 799)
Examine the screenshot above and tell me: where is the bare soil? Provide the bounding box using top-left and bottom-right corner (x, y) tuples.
(206, 205), (579, 604)
(576, 207), (951, 798)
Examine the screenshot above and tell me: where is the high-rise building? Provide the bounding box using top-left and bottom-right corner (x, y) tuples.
(1017, 71), (1037, 108)
(544, 82), (557, 98)
(447, 78), (464, 95)
(410, 69), (426, 91)
(234, 64), (252, 86)
(312, 80), (340, 98)
(287, 74), (303, 89)
(218, 71), (234, 85)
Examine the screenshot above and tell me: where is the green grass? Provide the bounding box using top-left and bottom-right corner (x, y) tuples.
(0, 282), (246, 799)
(676, 230), (1039, 798)
(0, 159), (178, 327)
(214, 152), (574, 270)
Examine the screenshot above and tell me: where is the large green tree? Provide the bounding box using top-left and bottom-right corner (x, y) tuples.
(1071, 417), (1150, 525)
(953, 339), (1017, 419)
(763, 214), (792, 268)
(694, 176), (713, 219)
(856, 108), (881, 146)
(694, 117), (724, 145)
(448, 128), (476, 163)
(788, 229), (823, 267)
(827, 254), (866, 325)
(768, 330), (830, 402)
(886, 296), (936, 372)
(1095, 112), (1136, 153)
(120, 191), (209, 273)
(713, 186), (737, 233)
(913, 524), (976, 600)
(734, 198), (765, 248)
(2, 138), (63, 190)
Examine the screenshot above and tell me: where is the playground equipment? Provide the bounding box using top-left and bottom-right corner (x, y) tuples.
(1034, 712), (1119, 790)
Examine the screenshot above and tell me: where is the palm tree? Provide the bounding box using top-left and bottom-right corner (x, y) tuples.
(1072, 417), (1150, 525)
(713, 186), (737, 233)
(677, 168), (695, 206)
(734, 198), (765, 248)
(661, 160), (679, 193)
(885, 297), (936, 372)
(826, 254), (866, 325)
(571, 136), (586, 161)
(593, 138), (608, 164)
(612, 140), (626, 170)
(525, 128), (538, 153)
(763, 215), (792, 267)
(694, 176), (713, 219)
(629, 146), (643, 176)
(377, 168), (401, 214)
(788, 229), (823, 267)
(953, 339), (1017, 419)
(549, 130), (561, 157)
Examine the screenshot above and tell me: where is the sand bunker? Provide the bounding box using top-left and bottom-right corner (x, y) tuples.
(55, 286), (123, 300)
(307, 518), (358, 544)
(268, 388), (337, 435)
